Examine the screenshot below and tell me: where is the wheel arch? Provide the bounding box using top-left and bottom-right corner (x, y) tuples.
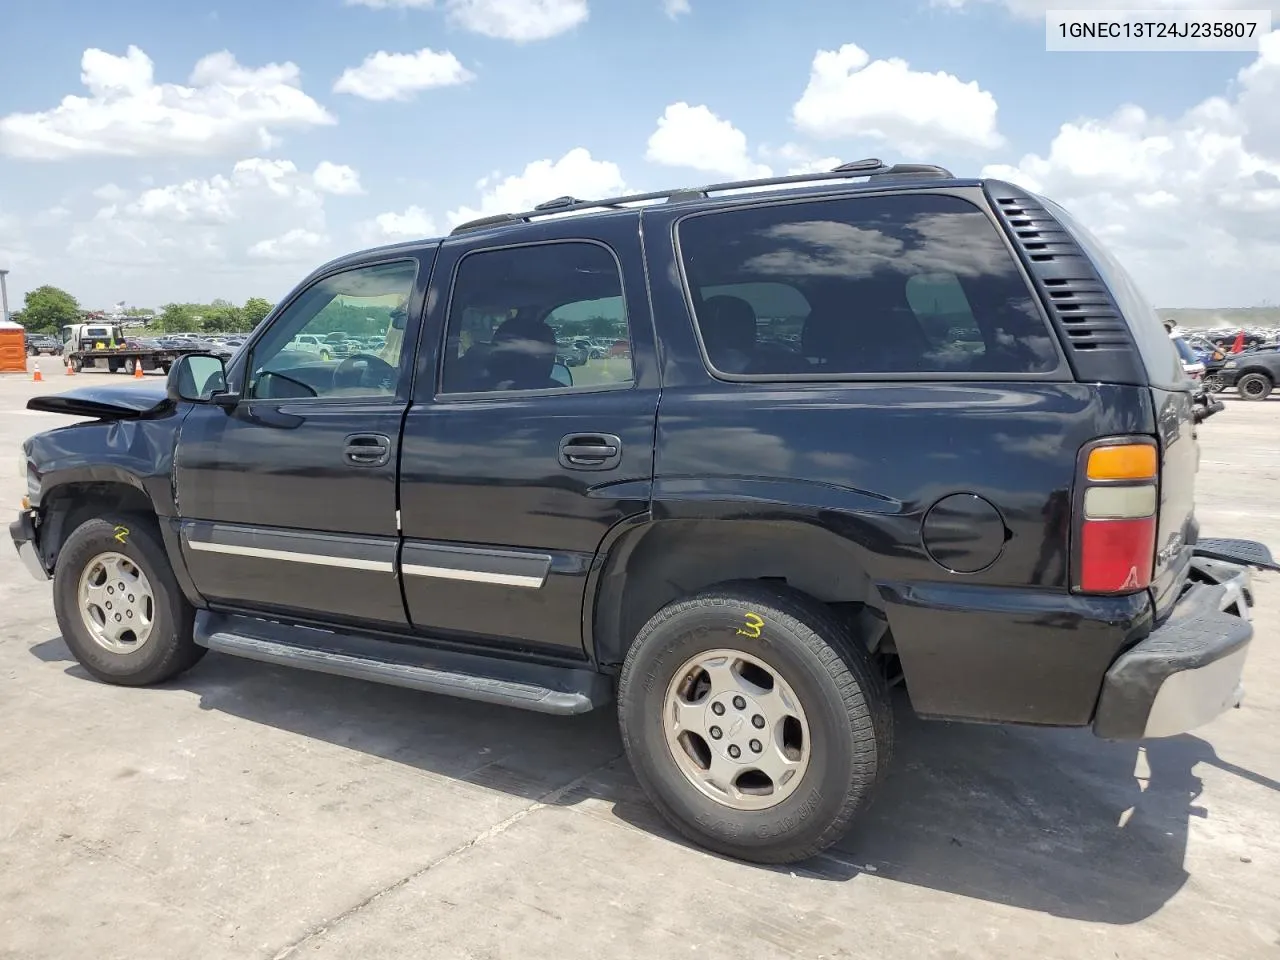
(588, 517), (882, 669)
(37, 476), (159, 572)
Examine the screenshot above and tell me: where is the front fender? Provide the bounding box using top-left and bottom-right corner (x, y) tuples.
(26, 414), (183, 516)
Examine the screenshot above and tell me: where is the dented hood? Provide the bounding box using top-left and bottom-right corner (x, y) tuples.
(26, 382), (171, 420)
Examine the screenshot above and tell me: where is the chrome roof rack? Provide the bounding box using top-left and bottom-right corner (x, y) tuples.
(448, 158), (956, 236)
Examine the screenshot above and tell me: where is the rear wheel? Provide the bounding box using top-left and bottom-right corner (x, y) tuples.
(53, 516), (205, 686)
(1237, 372), (1273, 401)
(618, 583), (892, 864)
(124, 357), (138, 375)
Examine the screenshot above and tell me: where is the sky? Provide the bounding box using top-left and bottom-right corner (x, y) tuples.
(1, 0), (1279, 311)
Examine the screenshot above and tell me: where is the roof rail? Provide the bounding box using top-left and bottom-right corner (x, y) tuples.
(448, 157), (952, 235)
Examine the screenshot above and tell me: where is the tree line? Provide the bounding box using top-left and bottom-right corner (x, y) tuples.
(10, 285), (274, 336)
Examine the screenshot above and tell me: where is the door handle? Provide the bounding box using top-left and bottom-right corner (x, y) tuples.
(559, 433), (623, 470)
(344, 433), (391, 467)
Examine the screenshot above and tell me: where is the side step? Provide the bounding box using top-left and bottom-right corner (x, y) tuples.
(194, 611), (612, 715)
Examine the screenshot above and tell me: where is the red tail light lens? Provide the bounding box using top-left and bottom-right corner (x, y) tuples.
(1079, 517), (1157, 593)
(1074, 440), (1159, 595)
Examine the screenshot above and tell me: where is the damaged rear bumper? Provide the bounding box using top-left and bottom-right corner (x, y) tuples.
(1093, 548), (1263, 740)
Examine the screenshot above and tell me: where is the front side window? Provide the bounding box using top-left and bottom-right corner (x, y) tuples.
(678, 194), (1059, 377)
(246, 261), (417, 400)
(441, 241), (632, 394)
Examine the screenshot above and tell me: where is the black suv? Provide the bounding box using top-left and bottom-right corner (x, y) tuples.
(11, 160), (1275, 864)
(1217, 343), (1280, 400)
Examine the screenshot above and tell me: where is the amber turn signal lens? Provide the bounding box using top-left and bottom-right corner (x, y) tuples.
(1086, 444), (1157, 481)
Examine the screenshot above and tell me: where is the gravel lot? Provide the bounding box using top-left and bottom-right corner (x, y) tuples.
(2, 364), (1277, 960)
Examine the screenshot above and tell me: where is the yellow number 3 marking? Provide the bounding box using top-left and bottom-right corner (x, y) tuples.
(736, 612), (764, 639)
(113, 525), (130, 545)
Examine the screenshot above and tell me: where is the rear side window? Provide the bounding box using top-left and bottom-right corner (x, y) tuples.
(1039, 196), (1183, 388)
(677, 194), (1059, 377)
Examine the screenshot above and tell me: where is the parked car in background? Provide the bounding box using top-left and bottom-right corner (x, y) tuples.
(1219, 343), (1280, 401)
(24, 334), (62, 356)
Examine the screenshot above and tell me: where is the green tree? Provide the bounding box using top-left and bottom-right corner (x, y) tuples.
(156, 302), (202, 333)
(18, 285), (81, 334)
(241, 297), (273, 330)
(201, 298), (243, 333)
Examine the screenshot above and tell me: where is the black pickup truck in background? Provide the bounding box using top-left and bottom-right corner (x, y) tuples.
(11, 160), (1277, 864)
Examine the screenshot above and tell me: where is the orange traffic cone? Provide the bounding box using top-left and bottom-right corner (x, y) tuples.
(32, 360), (42, 383)
(133, 361), (145, 380)
(65, 361), (75, 376)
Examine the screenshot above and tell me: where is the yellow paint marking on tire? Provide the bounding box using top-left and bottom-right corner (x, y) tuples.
(113, 525), (130, 545)
(736, 612), (764, 639)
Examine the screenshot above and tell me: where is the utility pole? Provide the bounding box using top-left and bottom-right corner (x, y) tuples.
(0, 269), (10, 325)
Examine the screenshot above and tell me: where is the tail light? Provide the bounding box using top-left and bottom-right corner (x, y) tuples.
(1073, 439), (1158, 594)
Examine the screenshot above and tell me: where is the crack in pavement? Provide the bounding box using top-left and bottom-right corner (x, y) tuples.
(269, 753), (625, 960)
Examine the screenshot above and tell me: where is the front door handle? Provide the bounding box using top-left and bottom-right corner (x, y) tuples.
(344, 433), (391, 467)
(559, 433), (623, 470)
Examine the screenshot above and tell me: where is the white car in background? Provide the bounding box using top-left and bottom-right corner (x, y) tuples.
(289, 334), (336, 360)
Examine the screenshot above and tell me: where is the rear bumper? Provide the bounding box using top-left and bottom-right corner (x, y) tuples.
(1093, 556), (1253, 740)
(9, 511), (50, 582)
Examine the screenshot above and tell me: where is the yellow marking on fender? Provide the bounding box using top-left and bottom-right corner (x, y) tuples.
(736, 612), (764, 639)
(113, 525), (130, 545)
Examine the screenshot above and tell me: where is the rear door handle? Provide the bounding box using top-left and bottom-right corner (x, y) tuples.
(559, 433), (623, 470)
(344, 433), (391, 467)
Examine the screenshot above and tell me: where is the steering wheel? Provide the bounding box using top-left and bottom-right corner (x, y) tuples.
(333, 353), (397, 391)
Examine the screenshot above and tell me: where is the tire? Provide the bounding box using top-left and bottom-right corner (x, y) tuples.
(1202, 374), (1225, 394)
(618, 583), (892, 864)
(72, 357), (84, 373)
(124, 357), (138, 375)
(1237, 372), (1272, 401)
(107, 359), (121, 374)
(53, 516), (206, 686)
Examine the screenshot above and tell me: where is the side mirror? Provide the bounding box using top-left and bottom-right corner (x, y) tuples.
(550, 361), (573, 388)
(167, 353), (230, 404)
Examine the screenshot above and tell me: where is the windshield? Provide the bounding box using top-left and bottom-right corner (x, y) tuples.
(1171, 337), (1197, 363)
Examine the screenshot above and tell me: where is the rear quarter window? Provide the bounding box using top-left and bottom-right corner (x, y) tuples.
(676, 193), (1060, 378)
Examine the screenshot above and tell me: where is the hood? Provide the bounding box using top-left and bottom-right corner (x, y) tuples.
(26, 381), (171, 420)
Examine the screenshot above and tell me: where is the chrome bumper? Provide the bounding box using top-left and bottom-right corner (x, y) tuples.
(1094, 557), (1253, 740)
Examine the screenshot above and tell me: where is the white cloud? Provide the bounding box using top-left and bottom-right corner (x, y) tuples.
(936, 0), (1280, 15)
(792, 42), (1003, 156)
(447, 147), (627, 227)
(65, 157), (334, 298)
(333, 48), (474, 101)
(761, 143), (844, 175)
(346, 0), (589, 41)
(448, 0), (589, 40)
(646, 103), (772, 179)
(0, 46), (334, 160)
(248, 228), (330, 262)
(983, 31), (1280, 306)
(357, 205), (439, 246)
(663, 0), (691, 17)
(313, 161), (364, 195)
(32, 205), (72, 227)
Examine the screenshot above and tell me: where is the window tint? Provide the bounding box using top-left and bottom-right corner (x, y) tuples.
(441, 242), (632, 394)
(678, 194), (1058, 377)
(247, 260), (417, 401)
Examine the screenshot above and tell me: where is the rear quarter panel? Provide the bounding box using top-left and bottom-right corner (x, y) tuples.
(654, 380), (1157, 724)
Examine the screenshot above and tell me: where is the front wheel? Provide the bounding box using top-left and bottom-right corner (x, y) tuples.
(1202, 373), (1225, 394)
(618, 583), (892, 864)
(53, 516), (206, 686)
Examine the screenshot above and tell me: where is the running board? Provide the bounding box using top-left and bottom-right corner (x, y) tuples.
(194, 611), (611, 715)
